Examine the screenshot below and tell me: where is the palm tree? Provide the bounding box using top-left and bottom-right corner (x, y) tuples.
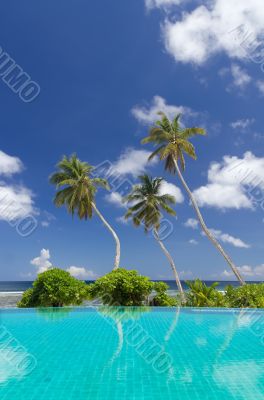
(49, 154), (120, 270)
(141, 113), (245, 285)
(123, 174), (185, 303)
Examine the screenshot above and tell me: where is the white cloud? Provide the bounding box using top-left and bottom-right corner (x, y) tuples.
(256, 80), (264, 95)
(159, 180), (184, 203)
(230, 64), (251, 89)
(41, 221), (50, 227)
(0, 150), (36, 223)
(161, 0), (264, 65)
(116, 216), (129, 225)
(230, 118), (254, 130)
(184, 218), (199, 229)
(0, 150), (23, 176)
(184, 217), (249, 248)
(131, 96), (197, 125)
(30, 249), (52, 274)
(208, 228), (250, 248)
(189, 239), (198, 245)
(193, 152), (264, 210)
(222, 264), (264, 279)
(105, 192), (125, 207)
(111, 148), (158, 178)
(179, 270), (194, 279)
(66, 266), (97, 280)
(0, 184), (36, 222)
(145, 0), (183, 10)
(40, 211), (56, 228)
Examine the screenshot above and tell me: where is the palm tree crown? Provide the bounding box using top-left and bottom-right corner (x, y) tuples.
(124, 175), (176, 231)
(141, 112), (205, 173)
(49, 154), (109, 219)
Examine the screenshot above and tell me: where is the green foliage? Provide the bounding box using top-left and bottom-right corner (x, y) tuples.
(225, 284), (264, 308)
(185, 279), (226, 307)
(123, 174), (176, 232)
(49, 154), (109, 219)
(141, 112), (205, 173)
(88, 268), (153, 306)
(151, 281), (178, 307)
(17, 268), (89, 308)
(17, 288), (35, 308)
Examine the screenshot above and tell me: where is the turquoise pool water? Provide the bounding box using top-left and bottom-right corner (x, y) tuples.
(0, 307), (263, 399)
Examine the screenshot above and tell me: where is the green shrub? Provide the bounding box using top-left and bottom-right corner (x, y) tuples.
(17, 268), (89, 308)
(185, 279), (226, 307)
(225, 283), (264, 308)
(88, 268), (153, 306)
(151, 281), (178, 307)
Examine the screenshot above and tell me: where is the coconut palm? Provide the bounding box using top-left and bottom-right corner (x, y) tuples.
(49, 154), (120, 270)
(123, 174), (185, 303)
(141, 113), (245, 285)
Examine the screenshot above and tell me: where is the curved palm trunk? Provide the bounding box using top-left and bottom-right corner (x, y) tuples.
(154, 229), (186, 304)
(92, 202), (120, 270)
(173, 160), (245, 285)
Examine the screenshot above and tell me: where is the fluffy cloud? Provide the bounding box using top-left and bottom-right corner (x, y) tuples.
(222, 264), (264, 279)
(207, 228), (250, 248)
(30, 249), (52, 274)
(105, 192), (125, 207)
(184, 218), (249, 248)
(30, 249), (97, 279)
(0, 150), (23, 176)
(131, 96), (197, 125)
(229, 64), (251, 89)
(66, 266), (97, 280)
(0, 184), (36, 222)
(159, 180), (184, 203)
(184, 218), (199, 229)
(163, 0), (264, 64)
(193, 152), (264, 210)
(189, 239), (198, 245)
(145, 0), (183, 10)
(111, 148), (157, 178)
(230, 118), (255, 130)
(256, 80), (264, 95)
(161, 0), (264, 65)
(116, 216), (129, 225)
(0, 150), (36, 222)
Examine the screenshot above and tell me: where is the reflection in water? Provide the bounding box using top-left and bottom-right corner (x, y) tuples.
(213, 361), (263, 399)
(36, 307), (73, 322)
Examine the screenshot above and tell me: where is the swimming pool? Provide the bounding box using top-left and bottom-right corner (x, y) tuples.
(0, 307), (263, 399)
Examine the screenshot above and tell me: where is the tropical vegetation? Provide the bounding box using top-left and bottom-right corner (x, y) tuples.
(49, 154), (120, 270)
(18, 268), (89, 308)
(141, 112), (245, 285)
(87, 268), (153, 306)
(123, 174), (185, 303)
(224, 283), (264, 308)
(42, 110), (264, 308)
(185, 280), (225, 307)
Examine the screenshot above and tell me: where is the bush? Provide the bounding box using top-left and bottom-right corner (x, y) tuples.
(151, 281), (178, 306)
(88, 268), (153, 306)
(17, 268), (89, 308)
(225, 283), (264, 308)
(185, 279), (226, 307)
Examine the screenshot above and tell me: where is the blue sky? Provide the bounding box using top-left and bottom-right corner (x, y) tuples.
(0, 0), (263, 281)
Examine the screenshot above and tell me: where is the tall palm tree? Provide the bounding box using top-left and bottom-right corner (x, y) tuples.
(141, 113), (245, 285)
(49, 154), (120, 270)
(123, 174), (185, 303)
